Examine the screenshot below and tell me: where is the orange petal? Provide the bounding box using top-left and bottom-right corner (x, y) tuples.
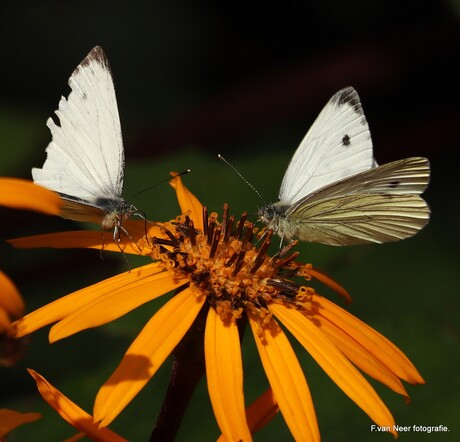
(8, 223), (161, 256)
(0, 408), (41, 436)
(169, 173), (203, 230)
(94, 287), (205, 426)
(216, 389), (279, 442)
(314, 295), (424, 385)
(28, 369), (127, 442)
(317, 313), (409, 398)
(11, 263), (175, 338)
(248, 314), (320, 442)
(205, 308), (251, 441)
(308, 266), (352, 303)
(271, 303), (396, 434)
(0, 271), (24, 319)
(245, 388), (279, 434)
(50, 268), (187, 342)
(0, 178), (62, 215)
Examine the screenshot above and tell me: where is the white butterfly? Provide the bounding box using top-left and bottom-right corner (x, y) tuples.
(32, 46), (144, 242)
(258, 87), (430, 245)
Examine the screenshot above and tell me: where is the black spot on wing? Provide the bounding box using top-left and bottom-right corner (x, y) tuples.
(389, 180), (400, 188)
(342, 134), (351, 146)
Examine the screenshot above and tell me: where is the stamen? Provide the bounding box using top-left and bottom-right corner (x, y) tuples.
(221, 203), (229, 240)
(187, 218), (196, 247)
(209, 226), (221, 259)
(281, 240), (299, 257)
(272, 251), (299, 270)
(153, 237), (176, 247)
(268, 278), (302, 298)
(172, 221), (188, 237)
(250, 253), (265, 275)
(164, 227), (178, 245)
(240, 222), (254, 250)
(271, 240), (299, 262)
(232, 250), (247, 276)
(234, 212), (247, 239)
(250, 230), (272, 274)
(223, 215), (234, 244)
(207, 218), (215, 245)
(225, 251), (239, 267)
(202, 207), (209, 237)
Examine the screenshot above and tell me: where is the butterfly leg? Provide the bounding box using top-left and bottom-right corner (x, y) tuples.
(278, 234), (285, 251)
(254, 227), (271, 246)
(133, 210), (150, 246)
(96, 227), (130, 271)
(99, 230), (106, 260)
(274, 231), (286, 254)
(117, 220), (144, 254)
(111, 222), (131, 271)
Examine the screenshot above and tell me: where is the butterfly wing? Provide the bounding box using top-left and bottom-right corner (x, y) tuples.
(279, 87), (375, 204)
(58, 199), (111, 224)
(287, 193), (429, 245)
(284, 157), (430, 245)
(32, 46), (124, 205)
(301, 157), (430, 203)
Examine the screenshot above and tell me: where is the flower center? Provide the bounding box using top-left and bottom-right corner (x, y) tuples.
(152, 205), (315, 323)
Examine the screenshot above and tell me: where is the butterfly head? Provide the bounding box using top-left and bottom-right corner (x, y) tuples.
(258, 202), (289, 232)
(97, 199), (144, 232)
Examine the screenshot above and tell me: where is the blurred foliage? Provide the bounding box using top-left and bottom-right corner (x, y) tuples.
(1, 1), (459, 441)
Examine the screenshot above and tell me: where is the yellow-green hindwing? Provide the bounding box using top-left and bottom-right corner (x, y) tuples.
(286, 192), (429, 245)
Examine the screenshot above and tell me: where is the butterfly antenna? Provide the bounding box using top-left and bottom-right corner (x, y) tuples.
(218, 154), (265, 202)
(129, 169), (191, 201)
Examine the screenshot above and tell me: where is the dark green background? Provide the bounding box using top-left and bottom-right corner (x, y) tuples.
(1, 2), (458, 441)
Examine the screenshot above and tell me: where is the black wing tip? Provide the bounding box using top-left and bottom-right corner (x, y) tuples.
(77, 46), (110, 71)
(332, 86), (364, 116)
(88, 45), (106, 58)
(69, 46), (112, 84)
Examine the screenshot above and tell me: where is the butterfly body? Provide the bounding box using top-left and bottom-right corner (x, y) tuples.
(57, 196), (136, 228)
(32, 46), (144, 242)
(259, 87), (430, 246)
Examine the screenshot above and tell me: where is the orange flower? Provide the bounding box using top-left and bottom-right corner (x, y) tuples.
(10, 176), (424, 441)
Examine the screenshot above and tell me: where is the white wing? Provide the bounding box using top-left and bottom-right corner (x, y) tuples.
(279, 87), (375, 204)
(32, 46), (124, 204)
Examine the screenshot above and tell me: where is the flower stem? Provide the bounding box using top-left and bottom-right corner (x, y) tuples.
(150, 301), (209, 442)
